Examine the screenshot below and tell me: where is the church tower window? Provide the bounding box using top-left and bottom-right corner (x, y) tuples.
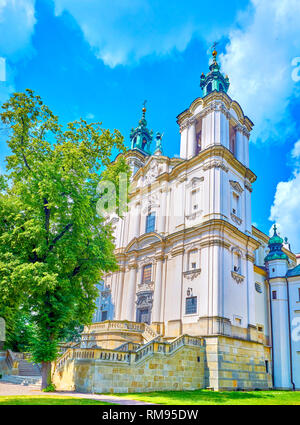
(229, 123), (237, 156)
(145, 212), (156, 233)
(232, 192), (240, 217)
(188, 249), (199, 271)
(195, 119), (202, 154)
(272, 290), (277, 300)
(232, 248), (242, 274)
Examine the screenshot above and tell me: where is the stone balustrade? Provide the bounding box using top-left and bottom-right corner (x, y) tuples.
(54, 334), (204, 372)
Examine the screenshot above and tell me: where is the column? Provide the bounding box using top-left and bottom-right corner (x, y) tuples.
(134, 202), (141, 238)
(180, 124), (188, 159)
(116, 266), (125, 320)
(152, 255), (164, 323)
(158, 188), (167, 234)
(187, 119), (197, 159)
(221, 110), (230, 149)
(244, 132), (250, 168)
(126, 262), (137, 321)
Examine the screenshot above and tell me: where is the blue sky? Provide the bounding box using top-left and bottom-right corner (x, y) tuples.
(0, 0), (300, 251)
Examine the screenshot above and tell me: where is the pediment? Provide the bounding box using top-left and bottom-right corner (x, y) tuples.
(230, 180), (244, 193)
(125, 232), (163, 253)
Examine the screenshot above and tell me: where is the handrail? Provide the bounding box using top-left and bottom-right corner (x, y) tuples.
(54, 334), (204, 371)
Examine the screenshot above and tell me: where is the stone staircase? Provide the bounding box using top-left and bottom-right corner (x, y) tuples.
(1, 374), (41, 387)
(18, 358), (41, 376)
(0, 351), (42, 387)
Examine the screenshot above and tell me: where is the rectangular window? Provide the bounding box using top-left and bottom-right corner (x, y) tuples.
(298, 288), (300, 301)
(185, 296), (197, 314)
(145, 213), (155, 233)
(272, 290), (277, 300)
(229, 125), (236, 156)
(191, 189), (198, 213)
(265, 360), (269, 374)
(101, 311), (108, 321)
(188, 250), (198, 271)
(232, 192), (239, 215)
(142, 264), (152, 283)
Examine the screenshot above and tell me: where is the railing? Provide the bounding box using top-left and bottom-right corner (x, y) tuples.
(83, 321), (146, 334)
(54, 334), (204, 371)
(143, 323), (157, 342)
(116, 342), (141, 352)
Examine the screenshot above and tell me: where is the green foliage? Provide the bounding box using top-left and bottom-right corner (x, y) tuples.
(42, 383), (56, 393)
(0, 89), (129, 364)
(4, 310), (34, 352)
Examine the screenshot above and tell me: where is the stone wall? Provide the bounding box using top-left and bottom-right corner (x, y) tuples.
(53, 336), (206, 393)
(205, 336), (272, 390)
(52, 334), (272, 393)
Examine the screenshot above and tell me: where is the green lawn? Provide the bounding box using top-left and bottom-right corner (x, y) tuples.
(114, 389), (300, 405)
(0, 396), (114, 405)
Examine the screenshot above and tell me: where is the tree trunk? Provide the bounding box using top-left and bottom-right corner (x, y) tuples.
(41, 361), (51, 390)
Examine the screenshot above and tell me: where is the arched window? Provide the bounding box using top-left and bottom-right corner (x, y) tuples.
(229, 124), (237, 156)
(207, 82), (212, 94)
(219, 83), (224, 92)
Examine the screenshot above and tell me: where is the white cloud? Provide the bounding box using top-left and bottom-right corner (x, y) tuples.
(291, 140), (300, 159)
(0, 0), (36, 104)
(0, 0), (36, 60)
(270, 140), (300, 253)
(53, 0), (197, 67)
(220, 0), (300, 142)
(53, 0), (240, 68)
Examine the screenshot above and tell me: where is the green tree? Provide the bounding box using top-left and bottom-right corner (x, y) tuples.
(0, 89), (129, 389)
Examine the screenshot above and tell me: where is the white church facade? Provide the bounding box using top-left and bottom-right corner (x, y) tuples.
(53, 50), (300, 392)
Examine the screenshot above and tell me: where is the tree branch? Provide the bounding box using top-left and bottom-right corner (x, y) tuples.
(48, 223), (73, 252)
(43, 198), (50, 245)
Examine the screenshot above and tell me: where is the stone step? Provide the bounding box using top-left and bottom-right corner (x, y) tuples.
(18, 359), (41, 376)
(1, 375), (42, 386)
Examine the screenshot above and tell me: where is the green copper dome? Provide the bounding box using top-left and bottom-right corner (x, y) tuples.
(130, 102), (153, 155)
(200, 49), (230, 96)
(265, 224), (288, 262)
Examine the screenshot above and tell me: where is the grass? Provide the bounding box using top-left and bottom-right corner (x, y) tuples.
(113, 389), (300, 405)
(0, 396), (114, 405)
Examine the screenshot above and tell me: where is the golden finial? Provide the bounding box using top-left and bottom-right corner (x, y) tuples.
(211, 41), (218, 59)
(142, 99), (147, 113)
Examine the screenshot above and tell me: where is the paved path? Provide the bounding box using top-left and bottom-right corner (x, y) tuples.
(0, 381), (153, 405)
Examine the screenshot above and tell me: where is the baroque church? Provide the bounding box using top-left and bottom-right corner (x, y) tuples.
(52, 50), (300, 393)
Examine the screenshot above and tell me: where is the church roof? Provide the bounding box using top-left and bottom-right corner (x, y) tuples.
(200, 48), (230, 96)
(265, 224), (289, 262)
(287, 264), (300, 277)
(130, 102), (153, 155)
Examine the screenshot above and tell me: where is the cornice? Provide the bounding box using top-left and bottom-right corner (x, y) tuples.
(254, 265), (267, 277)
(176, 91), (254, 133)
